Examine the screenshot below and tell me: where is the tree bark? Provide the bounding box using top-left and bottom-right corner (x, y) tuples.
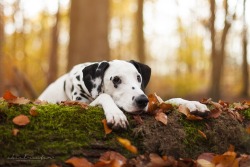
(0, 3), (4, 95)
(209, 0), (233, 100)
(67, 0), (110, 70)
(136, 0), (145, 63)
(47, 2), (60, 85)
(241, 0), (249, 97)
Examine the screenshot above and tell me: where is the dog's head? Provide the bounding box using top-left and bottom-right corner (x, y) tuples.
(82, 60), (151, 113)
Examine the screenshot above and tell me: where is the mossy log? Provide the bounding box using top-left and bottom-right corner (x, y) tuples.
(0, 99), (249, 166)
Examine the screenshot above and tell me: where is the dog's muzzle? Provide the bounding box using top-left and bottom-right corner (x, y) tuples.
(135, 94), (149, 109)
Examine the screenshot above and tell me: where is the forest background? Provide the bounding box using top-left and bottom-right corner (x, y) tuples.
(0, 0), (249, 102)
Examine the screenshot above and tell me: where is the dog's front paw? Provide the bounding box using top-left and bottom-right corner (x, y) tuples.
(105, 109), (129, 130)
(185, 101), (210, 117)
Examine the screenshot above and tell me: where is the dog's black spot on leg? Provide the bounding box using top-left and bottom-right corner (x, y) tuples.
(110, 77), (112, 80)
(132, 96), (135, 100)
(71, 85), (74, 92)
(63, 80), (66, 92)
(74, 92), (77, 95)
(132, 87), (135, 90)
(76, 97), (82, 100)
(76, 75), (80, 81)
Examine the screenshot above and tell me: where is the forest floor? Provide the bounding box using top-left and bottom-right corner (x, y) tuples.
(0, 91), (250, 167)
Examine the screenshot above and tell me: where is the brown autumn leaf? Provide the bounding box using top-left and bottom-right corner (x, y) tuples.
(147, 93), (160, 113)
(208, 108), (223, 119)
(198, 130), (207, 139)
(65, 157), (93, 167)
(29, 106), (38, 116)
(47, 164), (61, 167)
(155, 112), (168, 125)
(233, 102), (249, 111)
(149, 153), (176, 166)
(94, 159), (121, 167)
(99, 151), (127, 166)
(178, 105), (203, 120)
(158, 102), (173, 113)
(212, 146), (237, 167)
(117, 137), (138, 154)
(197, 153), (216, 167)
(12, 114), (30, 126)
(8, 97), (31, 105)
(102, 119), (112, 135)
(3, 90), (17, 100)
(60, 101), (88, 109)
(133, 115), (143, 125)
(12, 128), (20, 136)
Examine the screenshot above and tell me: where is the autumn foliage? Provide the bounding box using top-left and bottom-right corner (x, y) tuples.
(1, 91), (250, 167)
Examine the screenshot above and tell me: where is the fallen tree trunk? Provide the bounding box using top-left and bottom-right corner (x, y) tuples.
(0, 98), (249, 166)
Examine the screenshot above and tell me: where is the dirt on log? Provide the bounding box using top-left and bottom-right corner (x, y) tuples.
(0, 98), (249, 167)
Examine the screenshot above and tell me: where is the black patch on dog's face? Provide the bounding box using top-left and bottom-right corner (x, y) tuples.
(82, 62), (109, 94)
(129, 60), (151, 90)
(112, 76), (121, 88)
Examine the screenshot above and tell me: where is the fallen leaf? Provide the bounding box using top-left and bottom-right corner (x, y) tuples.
(29, 106), (38, 116)
(12, 114), (30, 126)
(213, 149), (237, 167)
(158, 102), (173, 113)
(233, 102), (249, 110)
(60, 101), (88, 109)
(102, 119), (112, 135)
(133, 115), (143, 125)
(208, 108), (223, 119)
(197, 153), (216, 167)
(198, 130), (207, 139)
(47, 164), (61, 167)
(94, 159), (121, 167)
(147, 93), (160, 113)
(178, 105), (203, 120)
(12, 128), (20, 136)
(117, 137), (138, 154)
(8, 97), (31, 105)
(65, 157), (93, 167)
(155, 112), (168, 125)
(246, 127), (250, 134)
(149, 153), (176, 166)
(99, 151), (127, 166)
(3, 90), (17, 100)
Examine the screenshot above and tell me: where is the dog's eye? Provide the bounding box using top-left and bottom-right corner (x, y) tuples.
(113, 76), (121, 85)
(137, 75), (141, 82)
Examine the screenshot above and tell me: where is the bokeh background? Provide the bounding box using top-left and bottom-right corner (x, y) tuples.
(0, 0), (249, 101)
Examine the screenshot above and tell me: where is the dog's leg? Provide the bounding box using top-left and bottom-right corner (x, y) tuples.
(90, 93), (128, 129)
(166, 98), (210, 117)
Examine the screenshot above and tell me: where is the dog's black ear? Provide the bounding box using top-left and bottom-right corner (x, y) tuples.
(82, 61), (109, 95)
(129, 60), (151, 90)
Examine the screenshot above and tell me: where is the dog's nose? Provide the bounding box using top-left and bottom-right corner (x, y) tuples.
(135, 95), (149, 109)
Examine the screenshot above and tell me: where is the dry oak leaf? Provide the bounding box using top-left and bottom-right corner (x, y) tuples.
(12, 114), (30, 126)
(3, 90), (17, 100)
(178, 105), (203, 120)
(147, 93), (160, 113)
(97, 151), (127, 167)
(12, 128), (20, 136)
(198, 129), (207, 139)
(102, 119), (112, 135)
(94, 159), (121, 167)
(29, 106), (38, 116)
(65, 157), (93, 167)
(155, 112), (168, 125)
(197, 153), (216, 167)
(117, 137), (138, 154)
(149, 153), (177, 167)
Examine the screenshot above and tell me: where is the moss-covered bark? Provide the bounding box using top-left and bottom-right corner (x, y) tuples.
(0, 99), (249, 166)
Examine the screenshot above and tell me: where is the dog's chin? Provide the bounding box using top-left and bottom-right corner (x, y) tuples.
(118, 106), (145, 115)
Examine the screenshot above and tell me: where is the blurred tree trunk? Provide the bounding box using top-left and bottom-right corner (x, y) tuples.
(136, 0), (145, 63)
(67, 0), (110, 70)
(209, 0), (234, 100)
(0, 3), (4, 95)
(47, 2), (60, 85)
(241, 0), (249, 97)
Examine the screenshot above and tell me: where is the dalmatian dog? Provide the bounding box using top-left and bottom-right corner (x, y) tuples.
(39, 60), (209, 129)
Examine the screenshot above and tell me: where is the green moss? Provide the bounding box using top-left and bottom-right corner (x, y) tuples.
(0, 100), (137, 166)
(241, 108), (250, 120)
